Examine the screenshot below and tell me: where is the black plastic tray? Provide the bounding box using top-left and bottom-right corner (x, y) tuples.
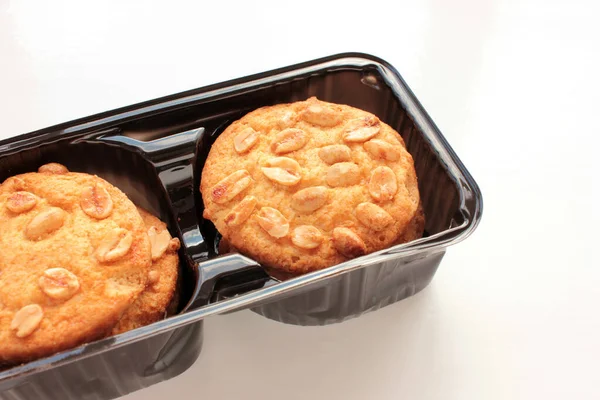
(0, 53), (482, 400)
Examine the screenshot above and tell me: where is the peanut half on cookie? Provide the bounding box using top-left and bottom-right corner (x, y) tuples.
(0, 163), (152, 365)
(200, 97), (424, 275)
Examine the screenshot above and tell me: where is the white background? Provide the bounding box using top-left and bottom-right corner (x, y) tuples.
(1, 0), (599, 399)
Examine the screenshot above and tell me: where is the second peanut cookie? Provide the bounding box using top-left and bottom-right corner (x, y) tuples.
(200, 97), (424, 274)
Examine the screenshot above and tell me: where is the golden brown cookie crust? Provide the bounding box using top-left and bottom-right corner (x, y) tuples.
(200, 97), (423, 274)
(111, 208), (180, 335)
(218, 202), (424, 281)
(0, 165), (151, 364)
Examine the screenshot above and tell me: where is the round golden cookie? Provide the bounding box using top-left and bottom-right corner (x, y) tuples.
(0, 164), (152, 365)
(111, 207), (180, 335)
(200, 97), (424, 274)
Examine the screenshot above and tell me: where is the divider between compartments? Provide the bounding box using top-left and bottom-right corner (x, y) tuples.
(96, 127), (272, 311)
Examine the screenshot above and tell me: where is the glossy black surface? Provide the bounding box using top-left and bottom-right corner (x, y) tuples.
(0, 53), (482, 399)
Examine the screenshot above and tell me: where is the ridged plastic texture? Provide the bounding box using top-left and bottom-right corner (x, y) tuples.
(0, 323), (202, 400)
(252, 252), (445, 326)
(0, 53), (482, 399)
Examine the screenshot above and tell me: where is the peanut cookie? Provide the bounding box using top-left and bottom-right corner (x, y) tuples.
(200, 97), (424, 274)
(112, 207), (180, 334)
(0, 164), (151, 364)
